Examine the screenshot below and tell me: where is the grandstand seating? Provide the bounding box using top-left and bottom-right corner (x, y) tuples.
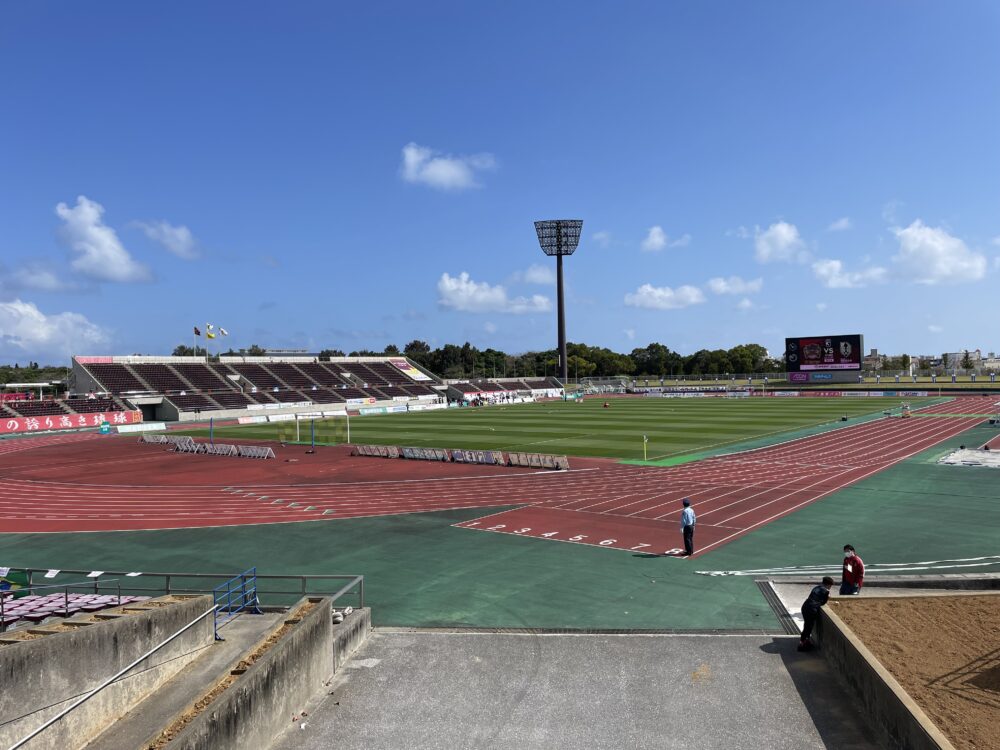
(0, 593), (151, 630)
(366, 361), (414, 385)
(269, 390), (308, 404)
(130, 364), (189, 393)
(5, 400), (70, 417)
(475, 381), (506, 392)
(333, 362), (389, 386)
(85, 363), (150, 393)
(173, 363), (239, 392)
(266, 363), (318, 389)
(166, 394), (217, 411)
(335, 387), (373, 400)
(64, 397), (125, 414)
(231, 364), (285, 390)
(300, 363), (352, 387)
(452, 383), (481, 394)
(245, 391), (276, 404)
(402, 384), (438, 397)
(308, 388), (345, 402)
(208, 392), (255, 409)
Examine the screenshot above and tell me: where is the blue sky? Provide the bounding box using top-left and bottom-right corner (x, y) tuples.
(2, 1), (999, 365)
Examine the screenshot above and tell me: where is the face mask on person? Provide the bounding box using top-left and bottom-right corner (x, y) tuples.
(844, 551), (853, 559)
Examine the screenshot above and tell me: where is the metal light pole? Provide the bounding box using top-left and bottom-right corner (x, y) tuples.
(534, 220), (582, 384)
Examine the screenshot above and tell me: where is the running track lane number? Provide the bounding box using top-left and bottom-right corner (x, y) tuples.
(458, 520), (685, 555)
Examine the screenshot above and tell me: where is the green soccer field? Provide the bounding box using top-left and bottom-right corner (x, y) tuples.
(178, 396), (936, 461)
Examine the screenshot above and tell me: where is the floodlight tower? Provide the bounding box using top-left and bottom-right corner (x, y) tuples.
(534, 219), (583, 384)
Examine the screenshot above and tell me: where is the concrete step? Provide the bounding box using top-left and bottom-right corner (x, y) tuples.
(83, 612), (284, 750)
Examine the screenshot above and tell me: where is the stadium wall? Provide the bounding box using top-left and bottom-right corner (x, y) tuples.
(0, 595), (214, 750)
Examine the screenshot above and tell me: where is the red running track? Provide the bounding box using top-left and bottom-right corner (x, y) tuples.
(0, 398), (992, 559)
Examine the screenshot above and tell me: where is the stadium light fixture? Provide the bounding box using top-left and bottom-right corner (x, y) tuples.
(534, 219), (583, 384)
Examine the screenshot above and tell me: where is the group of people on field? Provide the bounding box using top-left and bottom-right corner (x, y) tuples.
(667, 499), (865, 653)
(798, 544), (864, 651)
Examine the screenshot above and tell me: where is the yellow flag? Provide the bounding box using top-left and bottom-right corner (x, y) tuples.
(206, 332), (216, 339)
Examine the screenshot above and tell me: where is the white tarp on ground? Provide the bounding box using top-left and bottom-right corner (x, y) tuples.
(938, 448), (1000, 468)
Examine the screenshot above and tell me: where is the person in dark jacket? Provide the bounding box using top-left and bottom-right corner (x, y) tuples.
(799, 576), (835, 651)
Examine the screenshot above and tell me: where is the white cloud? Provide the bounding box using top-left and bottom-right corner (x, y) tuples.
(736, 298), (754, 311)
(0, 298), (109, 360)
(136, 220), (198, 259)
(882, 199), (904, 224)
(623, 328), (635, 341)
(827, 217), (852, 232)
(816, 302), (828, 312)
(727, 226), (752, 239)
(891, 220), (986, 285)
(754, 221), (807, 263)
(641, 226), (667, 252)
(927, 324), (944, 333)
(641, 226), (690, 252)
(812, 258), (887, 289)
(992, 235), (1000, 247)
(518, 264), (555, 285)
(7, 265), (75, 292)
(55, 196), (150, 282)
(400, 142), (496, 191)
(707, 275), (763, 295)
(437, 272), (551, 314)
(624, 283), (705, 310)
(592, 231), (612, 248)
(484, 321), (497, 333)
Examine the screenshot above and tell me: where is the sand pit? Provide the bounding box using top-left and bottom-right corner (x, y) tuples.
(833, 594), (1000, 750)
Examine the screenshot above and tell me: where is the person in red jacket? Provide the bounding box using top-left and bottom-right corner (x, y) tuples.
(841, 544), (864, 595)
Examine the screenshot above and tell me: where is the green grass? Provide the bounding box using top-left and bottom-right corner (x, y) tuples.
(178, 396), (935, 461)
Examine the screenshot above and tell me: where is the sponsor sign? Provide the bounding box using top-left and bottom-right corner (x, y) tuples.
(0, 410), (141, 435)
(75, 356), (114, 364)
(789, 372), (809, 383)
(388, 358), (431, 382)
(807, 391), (843, 397)
(360, 406), (388, 416)
(408, 402), (448, 412)
(387, 404), (408, 413)
(267, 413), (296, 422)
(811, 373), (834, 381)
(323, 410), (348, 417)
(842, 391), (870, 398)
(772, 391), (800, 397)
(897, 391), (928, 397)
(347, 397), (376, 405)
(238, 415), (269, 424)
(117, 422), (167, 434)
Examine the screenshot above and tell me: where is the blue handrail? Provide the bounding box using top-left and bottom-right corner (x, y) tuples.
(212, 567), (261, 640)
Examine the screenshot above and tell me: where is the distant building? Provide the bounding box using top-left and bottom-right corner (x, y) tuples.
(862, 348), (882, 370)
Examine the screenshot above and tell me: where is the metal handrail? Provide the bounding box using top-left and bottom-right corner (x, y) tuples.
(6, 606), (218, 750)
(212, 568), (262, 640)
(6, 567), (364, 609)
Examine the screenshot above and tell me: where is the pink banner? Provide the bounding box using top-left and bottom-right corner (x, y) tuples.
(74, 356), (114, 364)
(0, 410), (142, 435)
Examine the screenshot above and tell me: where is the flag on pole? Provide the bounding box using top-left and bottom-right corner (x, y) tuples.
(219, 327), (229, 336)
(207, 332), (216, 339)
(193, 326), (201, 336)
(206, 323), (214, 332)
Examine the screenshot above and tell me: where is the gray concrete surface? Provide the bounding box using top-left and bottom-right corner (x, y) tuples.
(0, 595), (214, 750)
(272, 631), (880, 750)
(84, 611), (284, 750)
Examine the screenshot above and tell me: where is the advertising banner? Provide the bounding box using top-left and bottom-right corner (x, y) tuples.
(238, 415), (269, 424)
(117, 422), (166, 434)
(0, 410), (141, 435)
(788, 372), (809, 383)
(388, 358), (431, 382)
(772, 391), (800, 397)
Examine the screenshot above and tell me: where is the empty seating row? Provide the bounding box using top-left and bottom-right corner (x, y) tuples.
(231, 364), (285, 390)
(85, 363), (150, 393)
(173, 363), (239, 391)
(167, 393), (217, 411)
(3, 400), (70, 417)
(0, 593), (151, 630)
(64, 397), (125, 414)
(130, 364), (189, 392)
